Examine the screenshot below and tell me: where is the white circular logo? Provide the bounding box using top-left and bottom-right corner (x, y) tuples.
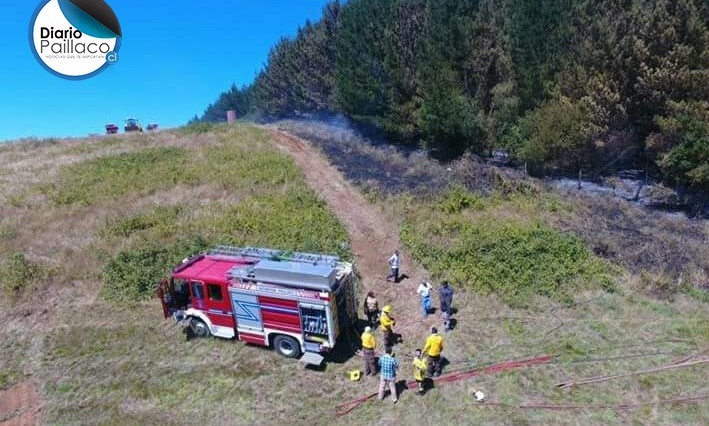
(30, 0), (122, 80)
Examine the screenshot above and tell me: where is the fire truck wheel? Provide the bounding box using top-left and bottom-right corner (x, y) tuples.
(190, 318), (210, 338)
(273, 335), (301, 358)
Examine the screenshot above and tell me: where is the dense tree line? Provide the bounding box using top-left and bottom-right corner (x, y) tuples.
(198, 0), (708, 191)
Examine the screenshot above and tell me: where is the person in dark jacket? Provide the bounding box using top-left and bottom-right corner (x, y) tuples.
(363, 291), (379, 327)
(439, 281), (454, 331)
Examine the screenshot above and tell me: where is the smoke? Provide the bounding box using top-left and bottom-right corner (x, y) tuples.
(273, 117), (499, 196)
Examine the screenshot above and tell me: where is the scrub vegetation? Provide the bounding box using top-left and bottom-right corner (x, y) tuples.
(0, 253), (49, 298)
(401, 189), (616, 307)
(101, 188), (350, 303)
(278, 119), (709, 301)
(48, 126), (350, 303)
(39, 130), (303, 207)
(0, 125), (706, 426)
(0, 125), (351, 424)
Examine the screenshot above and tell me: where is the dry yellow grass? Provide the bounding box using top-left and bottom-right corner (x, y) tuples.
(0, 124), (707, 426)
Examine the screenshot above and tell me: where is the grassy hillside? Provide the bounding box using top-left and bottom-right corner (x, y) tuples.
(400, 188), (617, 307)
(0, 124), (352, 424)
(1, 124), (707, 425)
(276, 121), (708, 425)
(278, 119), (709, 299)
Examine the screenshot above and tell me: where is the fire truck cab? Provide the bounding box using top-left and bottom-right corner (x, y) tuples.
(159, 246), (357, 363)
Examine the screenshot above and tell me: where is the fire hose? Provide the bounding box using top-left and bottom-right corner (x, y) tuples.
(556, 357), (709, 389)
(334, 354), (554, 417)
(480, 394), (709, 411)
(335, 349), (707, 417)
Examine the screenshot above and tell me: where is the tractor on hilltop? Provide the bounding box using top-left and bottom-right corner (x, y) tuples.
(124, 117), (143, 133)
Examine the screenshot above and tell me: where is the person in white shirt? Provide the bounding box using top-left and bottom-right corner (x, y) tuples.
(386, 250), (400, 283)
(417, 280), (433, 317)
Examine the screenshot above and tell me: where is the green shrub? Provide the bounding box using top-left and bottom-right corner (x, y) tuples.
(201, 142), (300, 190)
(0, 253), (47, 297)
(90, 126), (351, 303)
(42, 147), (194, 206)
(402, 214), (615, 307)
(361, 186), (380, 203)
(42, 130), (300, 207)
(0, 370), (23, 390)
(203, 188), (351, 260)
(100, 206), (184, 238)
(102, 237), (209, 302)
(660, 139), (709, 190)
(436, 186), (484, 213)
(517, 97), (595, 175)
(101, 191), (351, 302)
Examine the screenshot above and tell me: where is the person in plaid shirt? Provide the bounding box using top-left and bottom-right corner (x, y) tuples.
(377, 346), (400, 404)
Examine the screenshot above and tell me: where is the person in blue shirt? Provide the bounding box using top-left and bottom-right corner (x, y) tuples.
(417, 280), (433, 317)
(377, 346), (400, 404)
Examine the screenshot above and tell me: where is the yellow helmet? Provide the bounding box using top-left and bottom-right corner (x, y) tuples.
(382, 305), (392, 314)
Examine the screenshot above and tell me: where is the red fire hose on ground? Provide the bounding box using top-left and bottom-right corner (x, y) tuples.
(479, 394), (709, 410)
(335, 351), (709, 417)
(334, 354), (554, 417)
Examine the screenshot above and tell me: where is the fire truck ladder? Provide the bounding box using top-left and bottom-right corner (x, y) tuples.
(210, 245), (340, 266)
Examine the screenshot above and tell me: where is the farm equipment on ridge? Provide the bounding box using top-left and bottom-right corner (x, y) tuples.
(124, 117), (143, 132)
(105, 123), (119, 134)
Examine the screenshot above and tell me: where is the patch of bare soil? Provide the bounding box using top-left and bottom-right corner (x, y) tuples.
(268, 129), (440, 343)
(0, 382), (40, 426)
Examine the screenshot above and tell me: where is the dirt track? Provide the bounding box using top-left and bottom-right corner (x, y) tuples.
(0, 382), (40, 426)
(269, 129), (440, 343)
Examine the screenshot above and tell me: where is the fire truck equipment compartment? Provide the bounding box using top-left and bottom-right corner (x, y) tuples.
(229, 259), (338, 291)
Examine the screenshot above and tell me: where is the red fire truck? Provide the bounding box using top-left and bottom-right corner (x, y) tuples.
(158, 246), (357, 363)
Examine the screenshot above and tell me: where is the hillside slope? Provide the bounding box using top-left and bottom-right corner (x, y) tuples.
(0, 124), (707, 425)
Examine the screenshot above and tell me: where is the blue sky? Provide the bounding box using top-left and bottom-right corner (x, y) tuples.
(0, 0), (331, 141)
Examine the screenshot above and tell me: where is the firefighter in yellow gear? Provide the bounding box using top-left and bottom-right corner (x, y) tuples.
(380, 305), (396, 348)
(361, 326), (377, 376)
(412, 348), (428, 394)
(423, 327), (444, 376)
